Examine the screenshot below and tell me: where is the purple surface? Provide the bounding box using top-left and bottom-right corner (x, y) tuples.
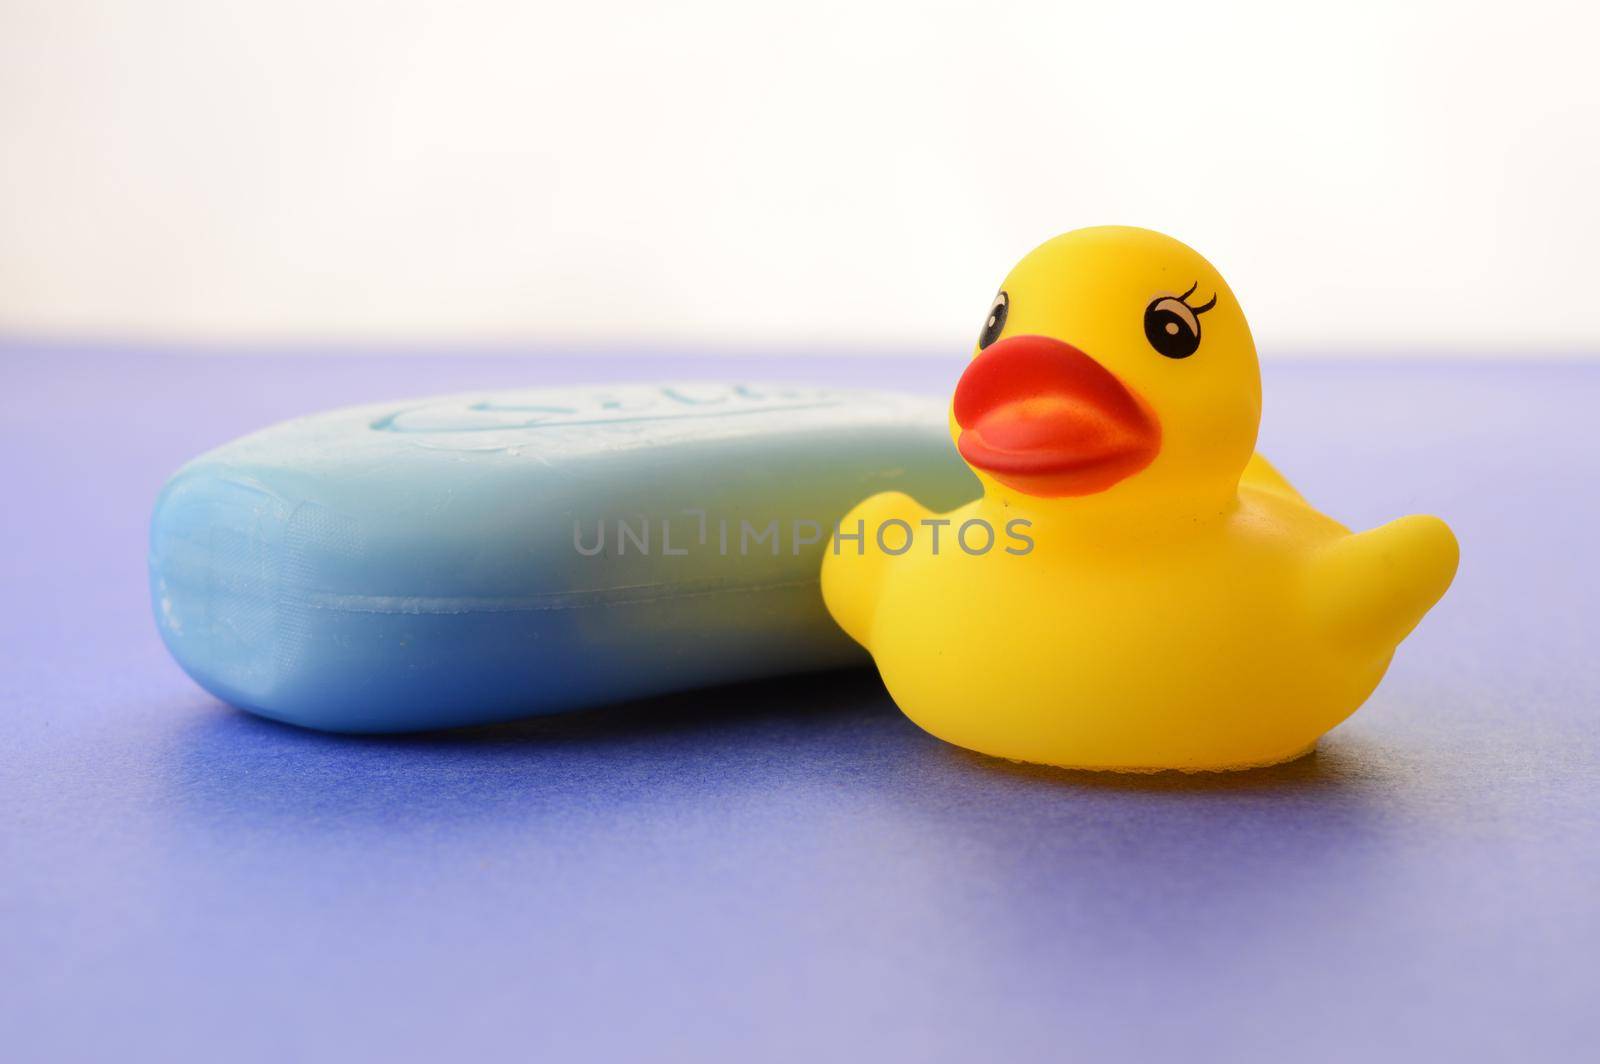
(2, 342), (1596, 1062)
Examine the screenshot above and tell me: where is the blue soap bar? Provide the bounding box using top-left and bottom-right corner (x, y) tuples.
(150, 382), (977, 732)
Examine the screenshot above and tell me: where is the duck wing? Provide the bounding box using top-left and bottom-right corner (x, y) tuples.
(1240, 452), (1309, 505)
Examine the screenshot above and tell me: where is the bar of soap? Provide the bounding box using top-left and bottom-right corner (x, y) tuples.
(150, 382), (977, 732)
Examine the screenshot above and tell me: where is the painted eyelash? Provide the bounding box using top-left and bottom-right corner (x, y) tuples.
(1177, 282), (1218, 315)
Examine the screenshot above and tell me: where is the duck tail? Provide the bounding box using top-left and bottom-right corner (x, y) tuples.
(821, 491), (926, 649)
(1308, 514), (1460, 653)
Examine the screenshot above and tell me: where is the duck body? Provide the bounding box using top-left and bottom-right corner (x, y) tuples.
(823, 227), (1458, 771)
(828, 465), (1456, 771)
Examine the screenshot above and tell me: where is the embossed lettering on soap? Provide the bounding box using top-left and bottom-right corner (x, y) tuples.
(374, 383), (845, 436)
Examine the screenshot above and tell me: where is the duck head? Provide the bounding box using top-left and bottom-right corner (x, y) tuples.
(952, 226), (1260, 517)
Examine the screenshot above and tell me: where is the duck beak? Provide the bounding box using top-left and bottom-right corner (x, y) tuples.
(953, 335), (1161, 497)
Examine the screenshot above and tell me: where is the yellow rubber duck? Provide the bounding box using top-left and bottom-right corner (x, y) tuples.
(822, 226), (1459, 772)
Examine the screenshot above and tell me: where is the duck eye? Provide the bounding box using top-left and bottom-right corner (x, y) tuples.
(1144, 295), (1203, 359)
(977, 291), (1008, 350)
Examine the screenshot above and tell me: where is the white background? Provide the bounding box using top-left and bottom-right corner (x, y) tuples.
(2, 0), (1596, 355)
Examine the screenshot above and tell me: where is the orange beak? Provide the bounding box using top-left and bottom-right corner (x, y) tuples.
(953, 335), (1161, 497)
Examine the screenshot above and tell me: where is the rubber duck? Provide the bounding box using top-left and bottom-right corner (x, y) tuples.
(822, 226), (1458, 771)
